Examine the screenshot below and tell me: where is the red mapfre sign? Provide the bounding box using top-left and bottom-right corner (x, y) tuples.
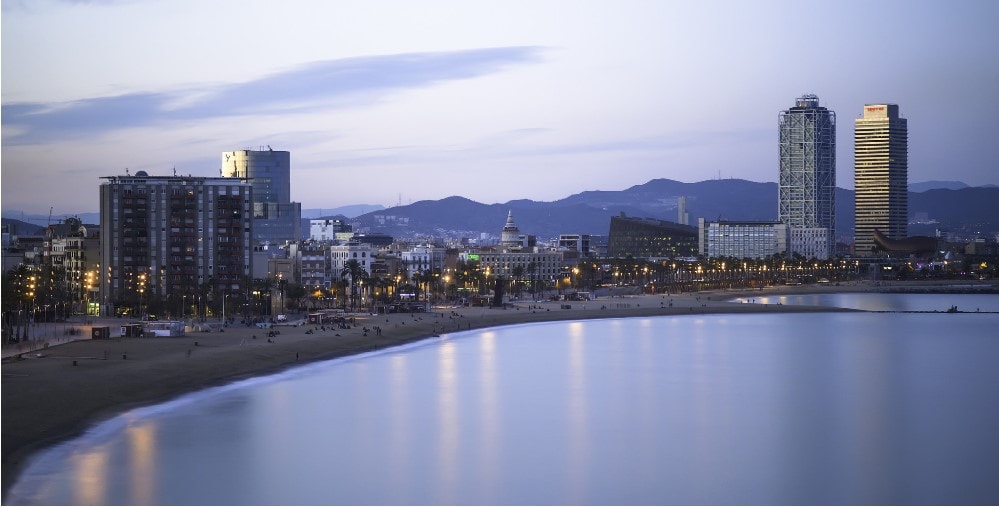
(866, 106), (885, 112)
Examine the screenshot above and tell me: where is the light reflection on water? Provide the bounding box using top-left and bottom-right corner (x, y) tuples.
(71, 446), (107, 505)
(9, 304), (999, 505)
(735, 291), (999, 312)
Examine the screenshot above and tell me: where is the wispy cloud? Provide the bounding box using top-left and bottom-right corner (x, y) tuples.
(309, 127), (769, 171)
(2, 46), (545, 145)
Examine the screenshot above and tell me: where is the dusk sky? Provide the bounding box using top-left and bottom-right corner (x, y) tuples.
(3, 0), (998, 215)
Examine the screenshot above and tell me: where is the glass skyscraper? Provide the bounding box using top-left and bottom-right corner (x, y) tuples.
(221, 149), (302, 246)
(778, 94), (836, 259)
(854, 104), (908, 256)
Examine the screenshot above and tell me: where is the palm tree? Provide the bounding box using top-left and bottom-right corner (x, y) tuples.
(340, 260), (368, 312)
(511, 265), (525, 298)
(412, 270), (428, 304)
(526, 261), (538, 301)
(250, 277), (274, 316)
(3, 265), (37, 342)
(331, 279), (349, 309)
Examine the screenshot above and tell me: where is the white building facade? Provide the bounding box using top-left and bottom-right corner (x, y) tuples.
(699, 219), (789, 259)
(401, 244), (447, 279)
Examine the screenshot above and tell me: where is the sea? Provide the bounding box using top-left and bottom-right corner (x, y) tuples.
(7, 292), (999, 505)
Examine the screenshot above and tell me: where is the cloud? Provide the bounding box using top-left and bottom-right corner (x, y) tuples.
(1, 46), (545, 145)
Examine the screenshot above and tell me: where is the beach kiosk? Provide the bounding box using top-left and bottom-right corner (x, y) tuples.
(144, 321), (185, 337)
(91, 326), (111, 340)
(121, 323), (144, 337)
(308, 313), (324, 325)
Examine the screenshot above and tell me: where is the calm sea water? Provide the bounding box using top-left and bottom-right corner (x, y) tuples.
(8, 294), (999, 505)
(733, 290), (999, 312)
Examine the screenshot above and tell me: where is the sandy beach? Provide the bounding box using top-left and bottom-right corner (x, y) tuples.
(2, 280), (993, 499)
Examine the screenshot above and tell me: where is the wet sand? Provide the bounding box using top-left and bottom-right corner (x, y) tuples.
(2, 280), (992, 498)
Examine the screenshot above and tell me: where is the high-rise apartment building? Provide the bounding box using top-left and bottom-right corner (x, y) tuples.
(854, 104), (908, 256)
(99, 172), (253, 317)
(778, 94), (836, 259)
(222, 149), (302, 246)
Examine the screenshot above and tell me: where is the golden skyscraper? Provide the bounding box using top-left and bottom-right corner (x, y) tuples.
(854, 104), (908, 256)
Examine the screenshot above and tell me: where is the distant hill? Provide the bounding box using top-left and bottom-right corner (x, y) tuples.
(910, 187), (999, 231)
(908, 181), (969, 193)
(353, 179), (786, 241)
(353, 179), (999, 241)
(1, 218), (45, 236)
(0, 211), (99, 228)
(302, 204), (384, 219)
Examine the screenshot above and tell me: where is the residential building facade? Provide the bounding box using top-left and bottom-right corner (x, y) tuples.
(401, 244), (447, 279)
(330, 243), (376, 279)
(310, 219), (352, 241)
(99, 172), (253, 317)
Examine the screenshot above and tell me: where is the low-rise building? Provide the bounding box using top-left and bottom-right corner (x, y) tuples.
(789, 227), (831, 260)
(607, 214), (698, 260)
(309, 219), (352, 241)
(698, 219), (789, 259)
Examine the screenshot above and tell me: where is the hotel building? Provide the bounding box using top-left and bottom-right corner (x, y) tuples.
(778, 94), (836, 259)
(854, 104), (908, 256)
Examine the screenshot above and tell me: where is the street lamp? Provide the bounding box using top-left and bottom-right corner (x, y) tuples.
(358, 279), (364, 311)
(84, 270), (95, 323)
(138, 272), (147, 319)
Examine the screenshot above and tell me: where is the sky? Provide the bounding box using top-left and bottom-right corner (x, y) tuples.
(2, 0), (998, 215)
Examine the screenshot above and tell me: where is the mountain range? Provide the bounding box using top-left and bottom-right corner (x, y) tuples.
(344, 179), (999, 242)
(4, 180), (996, 243)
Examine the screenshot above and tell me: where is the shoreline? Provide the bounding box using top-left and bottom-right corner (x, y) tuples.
(3, 280), (995, 500)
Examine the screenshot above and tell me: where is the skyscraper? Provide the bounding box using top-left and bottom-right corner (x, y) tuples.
(778, 94), (836, 259)
(854, 104), (908, 256)
(222, 149), (302, 246)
